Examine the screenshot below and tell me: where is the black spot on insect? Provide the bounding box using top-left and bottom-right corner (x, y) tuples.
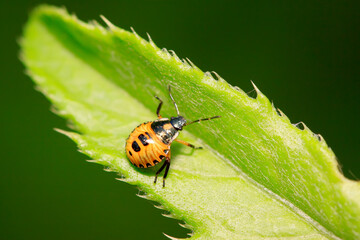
(129, 151), (133, 156)
(132, 141), (141, 152)
(153, 160), (159, 165)
(163, 149), (169, 154)
(146, 163), (152, 167)
(159, 155), (165, 160)
(139, 164), (144, 168)
(138, 134), (149, 146)
(145, 132), (152, 140)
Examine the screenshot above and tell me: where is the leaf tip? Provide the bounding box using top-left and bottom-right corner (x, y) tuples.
(136, 192), (152, 200)
(54, 128), (84, 145)
(315, 133), (324, 142)
(211, 71), (224, 82)
(275, 107), (285, 117)
(115, 177), (128, 182)
(203, 71), (217, 85)
(103, 167), (114, 172)
(130, 26), (140, 39)
(146, 32), (157, 48)
(178, 222), (192, 230)
(153, 204), (165, 210)
(86, 159), (97, 163)
(54, 128), (71, 136)
(163, 232), (187, 240)
(161, 212), (175, 219)
(185, 57), (196, 68)
(250, 80), (261, 98)
(168, 50), (182, 63)
(100, 15), (116, 30)
(293, 121), (308, 131)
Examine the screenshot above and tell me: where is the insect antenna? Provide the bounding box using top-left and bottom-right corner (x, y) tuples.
(168, 85), (180, 115)
(185, 116), (221, 126)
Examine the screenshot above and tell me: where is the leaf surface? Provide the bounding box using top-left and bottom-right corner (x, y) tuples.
(21, 5), (360, 239)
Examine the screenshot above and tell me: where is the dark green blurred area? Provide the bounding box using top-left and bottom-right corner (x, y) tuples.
(1, 1), (359, 239)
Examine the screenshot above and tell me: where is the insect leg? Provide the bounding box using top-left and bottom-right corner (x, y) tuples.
(168, 86), (180, 115)
(154, 160), (167, 184)
(155, 96), (163, 118)
(175, 139), (203, 149)
(162, 158), (171, 187)
(185, 115), (221, 126)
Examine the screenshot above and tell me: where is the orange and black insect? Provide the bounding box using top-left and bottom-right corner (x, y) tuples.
(125, 86), (220, 187)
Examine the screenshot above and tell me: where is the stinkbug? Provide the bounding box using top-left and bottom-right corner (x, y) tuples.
(125, 86), (220, 187)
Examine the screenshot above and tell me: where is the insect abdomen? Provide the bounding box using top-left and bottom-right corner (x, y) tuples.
(126, 122), (169, 168)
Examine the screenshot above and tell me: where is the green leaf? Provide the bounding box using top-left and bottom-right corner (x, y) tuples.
(20, 5), (360, 239)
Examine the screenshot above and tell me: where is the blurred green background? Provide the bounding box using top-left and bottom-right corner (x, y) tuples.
(1, 1), (359, 239)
